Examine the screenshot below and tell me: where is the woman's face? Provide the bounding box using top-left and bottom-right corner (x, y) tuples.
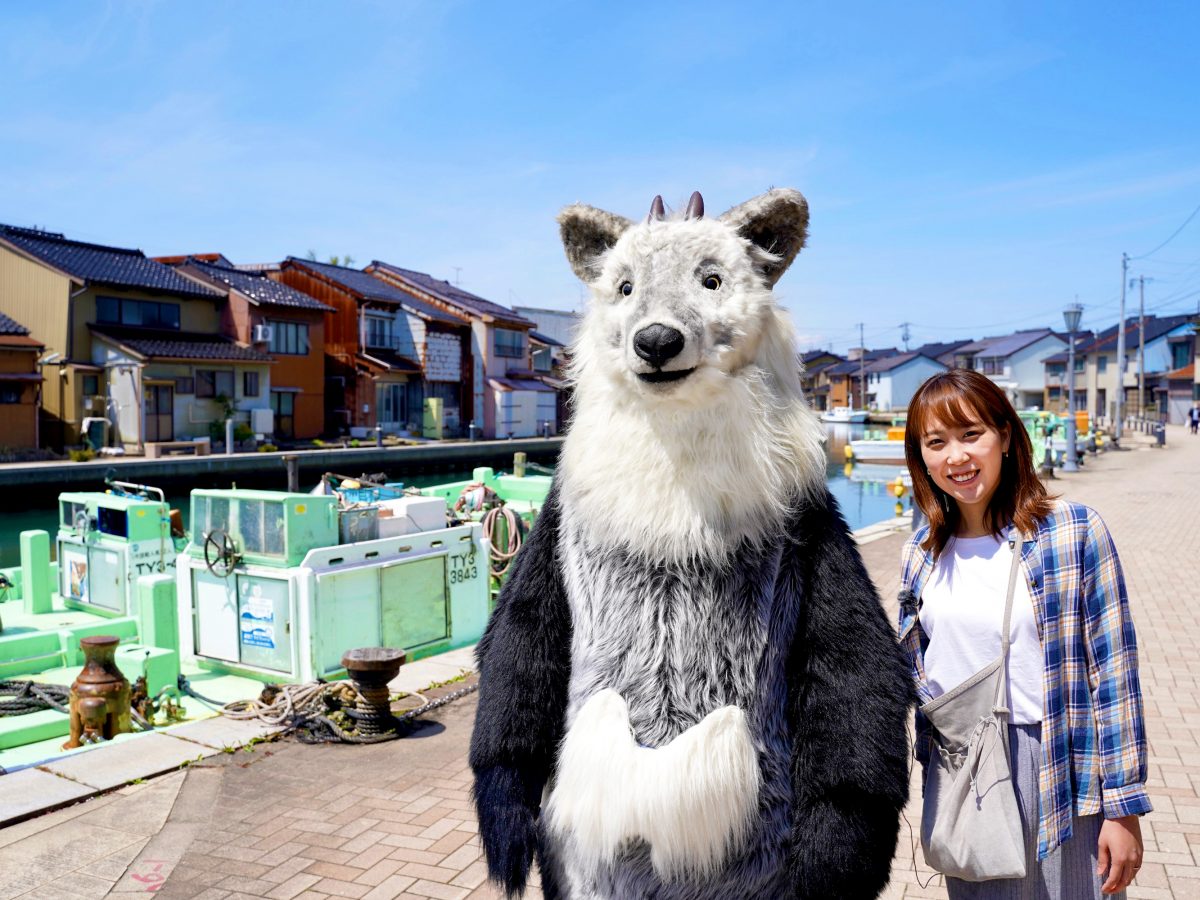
(919, 413), (1011, 517)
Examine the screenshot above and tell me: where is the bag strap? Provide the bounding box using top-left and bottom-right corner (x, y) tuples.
(992, 534), (1025, 716)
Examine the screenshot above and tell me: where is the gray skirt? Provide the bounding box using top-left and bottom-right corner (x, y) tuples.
(946, 723), (1122, 900)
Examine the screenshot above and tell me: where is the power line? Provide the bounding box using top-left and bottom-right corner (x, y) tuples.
(1133, 199), (1200, 260)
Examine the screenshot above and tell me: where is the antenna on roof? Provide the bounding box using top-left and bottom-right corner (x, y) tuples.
(452, 267), (463, 286)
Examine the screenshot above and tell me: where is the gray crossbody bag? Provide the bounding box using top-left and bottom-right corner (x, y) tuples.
(917, 535), (1027, 881)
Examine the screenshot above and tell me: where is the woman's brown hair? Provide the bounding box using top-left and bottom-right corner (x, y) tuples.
(904, 369), (1054, 557)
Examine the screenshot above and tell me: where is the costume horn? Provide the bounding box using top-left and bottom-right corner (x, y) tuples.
(685, 191), (704, 219)
(647, 195), (666, 223)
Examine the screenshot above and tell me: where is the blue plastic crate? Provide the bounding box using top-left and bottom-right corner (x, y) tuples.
(339, 483), (405, 503)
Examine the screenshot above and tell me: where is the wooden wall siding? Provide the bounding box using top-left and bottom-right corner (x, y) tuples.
(0, 246), (71, 355)
(273, 267), (360, 358)
(264, 308), (327, 440)
(0, 347), (41, 449)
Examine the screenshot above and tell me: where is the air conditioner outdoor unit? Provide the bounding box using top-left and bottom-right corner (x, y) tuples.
(250, 408), (274, 435)
(253, 323), (274, 344)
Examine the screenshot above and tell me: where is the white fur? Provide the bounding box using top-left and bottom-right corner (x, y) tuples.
(561, 214), (826, 564)
(545, 689), (761, 881)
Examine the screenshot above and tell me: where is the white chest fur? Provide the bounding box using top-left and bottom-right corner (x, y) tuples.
(545, 689), (761, 880)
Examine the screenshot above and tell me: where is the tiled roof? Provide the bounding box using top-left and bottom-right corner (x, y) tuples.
(957, 329), (1058, 359)
(357, 349), (422, 374)
(914, 340), (973, 360)
(1085, 315), (1194, 353)
(800, 349), (844, 365)
(529, 330), (564, 347)
(90, 325), (272, 362)
(865, 352), (945, 373)
(0, 311), (30, 335)
(368, 261), (533, 328)
(1041, 334), (1094, 364)
(287, 258), (460, 324)
(185, 259), (334, 311)
(0, 225), (220, 298)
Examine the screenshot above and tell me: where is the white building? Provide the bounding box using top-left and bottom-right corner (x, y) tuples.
(864, 352), (948, 412)
(954, 329), (1067, 409)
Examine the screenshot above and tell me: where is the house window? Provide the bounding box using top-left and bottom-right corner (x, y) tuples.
(1097, 356), (1108, 373)
(196, 369), (235, 399)
(174, 376), (194, 394)
(1171, 342), (1191, 369)
(269, 321), (309, 355)
(0, 386), (21, 404)
(494, 328), (524, 359)
(96, 296), (181, 330)
(81, 374), (99, 396)
(532, 347), (553, 372)
(365, 316), (392, 349)
(244, 372), (260, 397)
(981, 357), (1003, 375)
(1047, 363), (1065, 377)
(1074, 357), (1085, 372)
(271, 391), (295, 439)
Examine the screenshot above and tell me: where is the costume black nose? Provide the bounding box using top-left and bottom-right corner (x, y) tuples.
(633, 324), (685, 367)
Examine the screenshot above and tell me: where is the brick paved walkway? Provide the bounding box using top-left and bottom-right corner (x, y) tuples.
(1, 426), (1196, 899)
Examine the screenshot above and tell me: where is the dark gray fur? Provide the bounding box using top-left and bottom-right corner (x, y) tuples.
(472, 483), (914, 899)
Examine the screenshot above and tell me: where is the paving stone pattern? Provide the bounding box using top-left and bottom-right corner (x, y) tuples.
(1, 425), (1196, 899)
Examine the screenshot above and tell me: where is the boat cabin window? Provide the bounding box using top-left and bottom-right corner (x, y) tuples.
(239, 500), (285, 557)
(97, 507), (128, 539)
(61, 500), (87, 529)
(193, 496), (231, 537)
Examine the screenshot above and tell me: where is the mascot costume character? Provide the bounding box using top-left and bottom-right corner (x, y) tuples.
(470, 189), (913, 899)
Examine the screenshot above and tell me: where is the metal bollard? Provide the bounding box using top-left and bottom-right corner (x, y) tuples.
(1155, 422), (1166, 447)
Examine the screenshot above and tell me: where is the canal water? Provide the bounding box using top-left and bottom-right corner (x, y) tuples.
(0, 425), (911, 567)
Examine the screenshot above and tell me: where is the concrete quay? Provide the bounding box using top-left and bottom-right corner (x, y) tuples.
(0, 437), (562, 497)
(0, 425), (1195, 899)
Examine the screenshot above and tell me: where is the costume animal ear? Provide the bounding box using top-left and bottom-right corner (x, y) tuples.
(557, 204), (632, 283)
(719, 189), (809, 286)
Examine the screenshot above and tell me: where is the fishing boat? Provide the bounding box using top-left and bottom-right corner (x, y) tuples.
(821, 406), (870, 424)
(0, 463), (550, 772)
(847, 425), (907, 463)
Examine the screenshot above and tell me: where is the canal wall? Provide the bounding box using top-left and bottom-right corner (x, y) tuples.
(0, 437), (562, 507)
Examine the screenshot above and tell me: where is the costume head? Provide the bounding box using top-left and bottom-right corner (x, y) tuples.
(555, 190), (826, 563)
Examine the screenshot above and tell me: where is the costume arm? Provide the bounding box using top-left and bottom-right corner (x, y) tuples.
(786, 494), (914, 899)
(469, 484), (573, 896)
(1080, 507), (1152, 818)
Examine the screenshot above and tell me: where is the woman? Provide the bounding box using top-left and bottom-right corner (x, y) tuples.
(898, 369), (1150, 898)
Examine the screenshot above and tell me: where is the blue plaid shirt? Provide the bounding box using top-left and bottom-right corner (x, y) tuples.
(898, 500), (1152, 859)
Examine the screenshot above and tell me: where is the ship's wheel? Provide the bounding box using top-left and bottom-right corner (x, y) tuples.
(203, 529), (240, 578)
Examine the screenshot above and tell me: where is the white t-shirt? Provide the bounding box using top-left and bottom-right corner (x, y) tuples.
(921, 533), (1044, 725)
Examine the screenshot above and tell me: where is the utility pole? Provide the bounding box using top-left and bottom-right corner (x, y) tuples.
(900, 322), (912, 351)
(1134, 275), (1154, 418)
(1114, 253), (1128, 440)
(857, 322), (866, 410)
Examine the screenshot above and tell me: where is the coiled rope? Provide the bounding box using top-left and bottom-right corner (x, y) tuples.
(220, 680), (479, 745)
(481, 506), (522, 578)
(0, 680), (71, 717)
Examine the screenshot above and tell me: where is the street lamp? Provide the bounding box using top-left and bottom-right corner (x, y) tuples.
(1062, 303), (1083, 473)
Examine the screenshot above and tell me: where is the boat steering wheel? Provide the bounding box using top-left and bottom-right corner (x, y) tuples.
(203, 529), (240, 578)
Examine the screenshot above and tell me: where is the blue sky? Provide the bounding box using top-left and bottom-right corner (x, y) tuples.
(3, 1), (1199, 352)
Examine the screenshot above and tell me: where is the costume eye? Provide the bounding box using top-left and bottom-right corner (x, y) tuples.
(702, 274), (721, 290)
(620, 281), (633, 297)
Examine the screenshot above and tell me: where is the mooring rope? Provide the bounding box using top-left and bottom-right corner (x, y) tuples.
(0, 680), (71, 717)
(220, 680), (479, 745)
(481, 505), (523, 577)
